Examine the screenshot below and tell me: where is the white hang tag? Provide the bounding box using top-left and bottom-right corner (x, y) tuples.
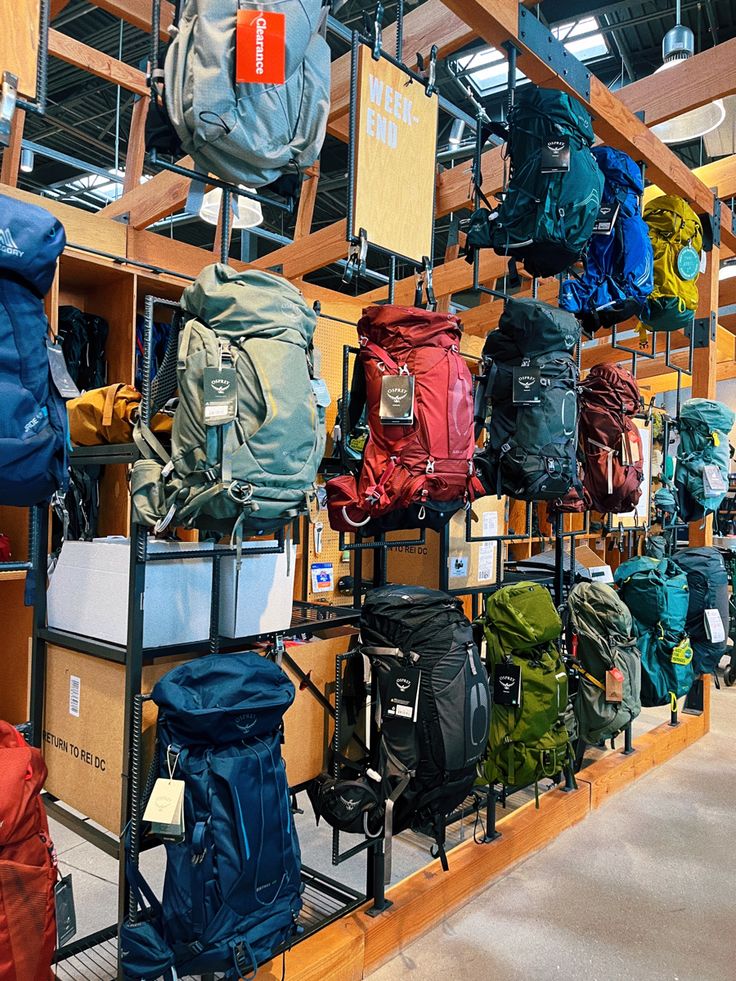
(143, 778), (186, 840)
(704, 608), (726, 644)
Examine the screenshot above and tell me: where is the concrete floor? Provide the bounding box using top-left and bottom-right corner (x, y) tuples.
(369, 682), (736, 981)
(49, 684), (736, 979)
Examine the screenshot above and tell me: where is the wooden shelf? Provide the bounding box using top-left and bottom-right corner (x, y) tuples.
(0, 570), (27, 582)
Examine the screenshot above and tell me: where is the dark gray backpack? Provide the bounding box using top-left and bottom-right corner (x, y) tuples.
(474, 298), (581, 500)
(568, 582), (642, 744)
(165, 0), (330, 187)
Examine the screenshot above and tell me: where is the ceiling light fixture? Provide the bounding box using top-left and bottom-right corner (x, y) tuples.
(650, 0), (725, 145)
(448, 119), (466, 146)
(719, 260), (736, 282)
(199, 187), (263, 229)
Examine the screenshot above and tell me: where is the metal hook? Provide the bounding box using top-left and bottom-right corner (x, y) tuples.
(342, 228), (368, 284)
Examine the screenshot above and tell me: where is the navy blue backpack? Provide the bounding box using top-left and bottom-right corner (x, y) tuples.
(120, 652), (303, 981)
(0, 193), (68, 505)
(559, 147), (653, 334)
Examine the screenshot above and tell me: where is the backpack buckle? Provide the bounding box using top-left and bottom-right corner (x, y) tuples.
(425, 458), (435, 474)
(228, 481), (253, 505)
(500, 443), (511, 454)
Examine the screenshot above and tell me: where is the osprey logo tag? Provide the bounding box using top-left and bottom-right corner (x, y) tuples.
(498, 675), (515, 691)
(396, 677), (411, 692)
(593, 200), (620, 236)
(0, 228), (23, 257)
(203, 366), (237, 426)
(541, 135), (570, 173)
(379, 374), (415, 425)
(387, 386), (408, 405)
(512, 366), (541, 404)
(338, 795), (359, 811)
(493, 662), (521, 706)
(211, 377), (231, 395)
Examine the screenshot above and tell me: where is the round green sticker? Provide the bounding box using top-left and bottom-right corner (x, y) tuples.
(677, 245), (700, 281)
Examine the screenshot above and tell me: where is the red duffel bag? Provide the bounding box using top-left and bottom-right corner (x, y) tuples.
(327, 305), (483, 533)
(0, 722), (57, 981)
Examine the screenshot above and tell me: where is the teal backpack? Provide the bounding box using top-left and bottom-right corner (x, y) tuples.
(614, 556), (694, 707)
(675, 398), (734, 522)
(464, 86), (603, 278)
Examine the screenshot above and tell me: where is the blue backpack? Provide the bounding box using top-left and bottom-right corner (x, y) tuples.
(559, 147), (653, 334)
(0, 193), (68, 505)
(120, 652), (302, 981)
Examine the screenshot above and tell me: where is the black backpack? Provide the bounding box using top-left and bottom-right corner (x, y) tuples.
(58, 306), (108, 392)
(310, 585), (490, 876)
(474, 298), (581, 501)
(673, 548), (729, 675)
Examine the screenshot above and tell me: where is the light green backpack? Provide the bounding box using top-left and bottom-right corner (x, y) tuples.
(479, 582), (572, 796)
(131, 264), (328, 539)
(567, 582), (641, 745)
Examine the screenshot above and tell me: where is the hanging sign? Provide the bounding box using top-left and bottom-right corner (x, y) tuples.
(350, 45), (438, 264)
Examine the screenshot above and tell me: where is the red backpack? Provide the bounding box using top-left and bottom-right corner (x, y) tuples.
(578, 363), (644, 513)
(0, 722), (57, 981)
(327, 306), (483, 532)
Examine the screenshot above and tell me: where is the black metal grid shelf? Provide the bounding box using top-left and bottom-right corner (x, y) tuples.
(40, 602), (360, 664)
(53, 867), (365, 980)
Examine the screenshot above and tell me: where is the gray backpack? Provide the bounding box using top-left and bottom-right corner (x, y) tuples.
(164, 0), (330, 187)
(567, 582), (642, 744)
(132, 264), (328, 538)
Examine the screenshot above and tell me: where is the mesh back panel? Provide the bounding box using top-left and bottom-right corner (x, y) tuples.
(149, 312), (182, 418)
(0, 861), (49, 979)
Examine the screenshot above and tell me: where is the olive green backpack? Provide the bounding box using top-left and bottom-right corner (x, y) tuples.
(567, 582), (641, 745)
(479, 582), (572, 796)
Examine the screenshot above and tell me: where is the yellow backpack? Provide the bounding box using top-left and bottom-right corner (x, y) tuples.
(638, 194), (703, 333)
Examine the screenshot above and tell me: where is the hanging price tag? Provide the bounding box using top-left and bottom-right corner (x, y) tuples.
(236, 10), (286, 85)
(605, 668), (624, 703)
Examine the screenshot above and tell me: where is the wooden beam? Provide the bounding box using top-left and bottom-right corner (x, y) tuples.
(88, 0), (172, 38)
(249, 220), (349, 280)
(365, 249), (510, 307)
(293, 162), (320, 240)
(123, 96), (149, 193)
(644, 154), (736, 209)
(0, 108), (26, 188)
(48, 28), (148, 96)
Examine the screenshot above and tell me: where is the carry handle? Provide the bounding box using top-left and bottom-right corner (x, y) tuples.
(102, 383), (125, 428)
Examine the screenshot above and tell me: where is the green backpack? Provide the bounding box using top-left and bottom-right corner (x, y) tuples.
(614, 556), (694, 707)
(131, 264), (328, 538)
(465, 86), (603, 278)
(479, 583), (572, 795)
(675, 398), (735, 523)
(567, 582), (641, 745)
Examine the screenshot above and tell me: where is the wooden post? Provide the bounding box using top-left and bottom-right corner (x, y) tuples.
(0, 108), (26, 188)
(689, 241), (720, 547)
(123, 96), (149, 193)
(293, 161), (320, 241)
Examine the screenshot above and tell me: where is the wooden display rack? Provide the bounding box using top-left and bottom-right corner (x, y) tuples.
(0, 0), (733, 975)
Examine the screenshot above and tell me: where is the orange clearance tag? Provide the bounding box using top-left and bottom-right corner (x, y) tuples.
(236, 10), (286, 85)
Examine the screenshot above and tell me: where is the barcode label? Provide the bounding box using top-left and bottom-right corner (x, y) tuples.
(69, 675), (81, 717)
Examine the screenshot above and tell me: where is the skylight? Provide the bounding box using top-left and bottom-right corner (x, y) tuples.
(452, 17), (609, 98)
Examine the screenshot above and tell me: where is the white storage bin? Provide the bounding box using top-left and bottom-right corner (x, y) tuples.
(218, 539), (296, 638)
(47, 538), (215, 649)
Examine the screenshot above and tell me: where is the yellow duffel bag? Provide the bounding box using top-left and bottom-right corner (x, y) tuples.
(67, 383), (173, 446)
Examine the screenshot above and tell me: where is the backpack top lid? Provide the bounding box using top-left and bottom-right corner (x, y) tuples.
(679, 397), (735, 436)
(0, 193), (66, 296)
(613, 555), (689, 632)
(568, 581), (633, 643)
(511, 85), (595, 146)
(591, 146), (644, 197)
(643, 194), (703, 248)
(358, 305), (463, 353)
(152, 651), (295, 745)
(359, 584), (467, 655)
(484, 582), (562, 656)
(581, 363), (641, 415)
(490, 297), (581, 358)
(180, 263), (317, 345)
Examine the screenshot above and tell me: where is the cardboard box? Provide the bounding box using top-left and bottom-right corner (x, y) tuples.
(219, 540), (296, 638)
(47, 539), (214, 648)
(386, 496), (507, 591)
(48, 538), (297, 647)
(280, 629), (357, 786)
(575, 545), (614, 584)
(42, 645), (187, 833)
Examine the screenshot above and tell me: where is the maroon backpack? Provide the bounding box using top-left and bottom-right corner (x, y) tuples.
(578, 363), (644, 513)
(326, 305), (483, 532)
